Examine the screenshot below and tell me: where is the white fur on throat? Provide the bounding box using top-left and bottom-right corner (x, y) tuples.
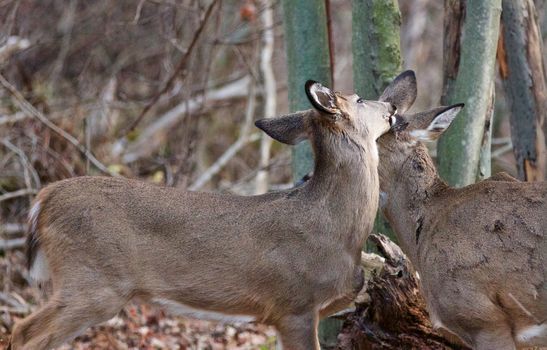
(29, 248), (50, 282)
(28, 200), (51, 282)
(151, 298), (255, 324)
(29, 200), (41, 234)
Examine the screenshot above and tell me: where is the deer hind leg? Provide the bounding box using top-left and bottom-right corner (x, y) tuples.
(10, 289), (126, 350)
(276, 312), (320, 350)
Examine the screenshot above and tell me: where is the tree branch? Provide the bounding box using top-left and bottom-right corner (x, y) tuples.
(0, 73), (116, 176)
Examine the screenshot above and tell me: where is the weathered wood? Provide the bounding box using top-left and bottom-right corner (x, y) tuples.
(437, 0), (502, 187)
(337, 234), (470, 350)
(499, 0), (546, 181)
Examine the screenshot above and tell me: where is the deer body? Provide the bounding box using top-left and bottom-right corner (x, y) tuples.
(379, 71), (547, 350)
(11, 80), (396, 350)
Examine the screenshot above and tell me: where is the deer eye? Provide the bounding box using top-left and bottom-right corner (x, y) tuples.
(357, 98), (364, 104)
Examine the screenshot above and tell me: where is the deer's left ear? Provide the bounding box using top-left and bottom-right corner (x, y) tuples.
(255, 111), (308, 145)
(379, 70), (417, 114)
(409, 104), (464, 141)
(305, 80), (339, 115)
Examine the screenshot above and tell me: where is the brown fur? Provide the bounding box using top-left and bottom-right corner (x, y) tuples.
(11, 83), (395, 350)
(378, 71), (546, 350)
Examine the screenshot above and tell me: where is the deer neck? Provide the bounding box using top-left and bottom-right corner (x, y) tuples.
(305, 126), (381, 254)
(378, 143), (447, 264)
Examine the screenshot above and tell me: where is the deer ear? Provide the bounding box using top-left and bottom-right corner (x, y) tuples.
(379, 70), (417, 114)
(305, 80), (338, 114)
(409, 104), (464, 141)
(255, 112), (308, 145)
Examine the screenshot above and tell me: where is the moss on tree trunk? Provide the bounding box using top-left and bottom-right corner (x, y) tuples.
(438, 0), (502, 187)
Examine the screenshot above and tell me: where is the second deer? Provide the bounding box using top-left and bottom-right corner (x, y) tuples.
(378, 71), (546, 350)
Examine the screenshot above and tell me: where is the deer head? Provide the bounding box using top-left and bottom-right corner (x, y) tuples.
(256, 80), (397, 159)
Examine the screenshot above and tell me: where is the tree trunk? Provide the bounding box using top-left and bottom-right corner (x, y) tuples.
(437, 0), (502, 187)
(352, 0), (402, 244)
(498, 0), (546, 181)
(282, 1), (335, 347)
(352, 0), (402, 99)
(282, 0), (332, 182)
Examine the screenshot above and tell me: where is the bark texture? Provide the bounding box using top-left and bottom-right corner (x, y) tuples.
(352, 0), (402, 99)
(438, 0), (502, 187)
(499, 0), (546, 181)
(282, 0), (332, 182)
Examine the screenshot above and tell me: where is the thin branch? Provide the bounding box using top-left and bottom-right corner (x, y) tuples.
(189, 78), (259, 191)
(255, 0), (277, 194)
(0, 73), (116, 176)
(123, 0), (220, 135)
(0, 238), (26, 250)
(0, 112), (29, 125)
(188, 133), (261, 191)
(1, 138), (41, 190)
(117, 76), (252, 163)
(0, 189), (38, 202)
(0, 224), (27, 236)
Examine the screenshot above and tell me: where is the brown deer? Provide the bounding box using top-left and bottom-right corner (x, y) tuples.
(377, 70), (546, 350)
(10, 80), (397, 350)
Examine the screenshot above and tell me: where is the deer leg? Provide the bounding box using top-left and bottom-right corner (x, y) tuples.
(10, 289), (126, 350)
(276, 312), (320, 350)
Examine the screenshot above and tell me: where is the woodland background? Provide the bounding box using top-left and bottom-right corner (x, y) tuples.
(0, 0), (545, 349)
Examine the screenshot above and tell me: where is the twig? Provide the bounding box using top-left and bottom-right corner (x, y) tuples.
(0, 189), (38, 202)
(117, 76), (252, 163)
(492, 141), (514, 159)
(1, 138), (41, 190)
(123, 0), (220, 135)
(0, 223), (27, 236)
(133, 0), (146, 24)
(189, 77), (259, 191)
(49, 0), (77, 87)
(255, 0), (277, 194)
(189, 133), (261, 191)
(0, 291), (30, 314)
(0, 238), (26, 250)
(0, 112), (29, 125)
(0, 73), (116, 176)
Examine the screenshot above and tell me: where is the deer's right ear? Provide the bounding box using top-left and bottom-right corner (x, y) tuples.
(255, 112), (308, 145)
(409, 104), (464, 141)
(379, 70), (417, 114)
(305, 80), (339, 114)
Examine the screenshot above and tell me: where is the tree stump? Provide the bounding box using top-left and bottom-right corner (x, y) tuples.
(336, 234), (470, 350)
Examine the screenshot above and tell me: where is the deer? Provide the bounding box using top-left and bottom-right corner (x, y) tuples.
(9, 80), (398, 350)
(376, 70), (546, 350)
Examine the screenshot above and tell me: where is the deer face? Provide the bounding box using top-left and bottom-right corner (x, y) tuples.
(255, 81), (396, 148)
(375, 70), (464, 179)
(305, 80), (397, 142)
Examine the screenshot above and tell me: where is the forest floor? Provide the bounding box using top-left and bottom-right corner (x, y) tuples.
(0, 252), (277, 350)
